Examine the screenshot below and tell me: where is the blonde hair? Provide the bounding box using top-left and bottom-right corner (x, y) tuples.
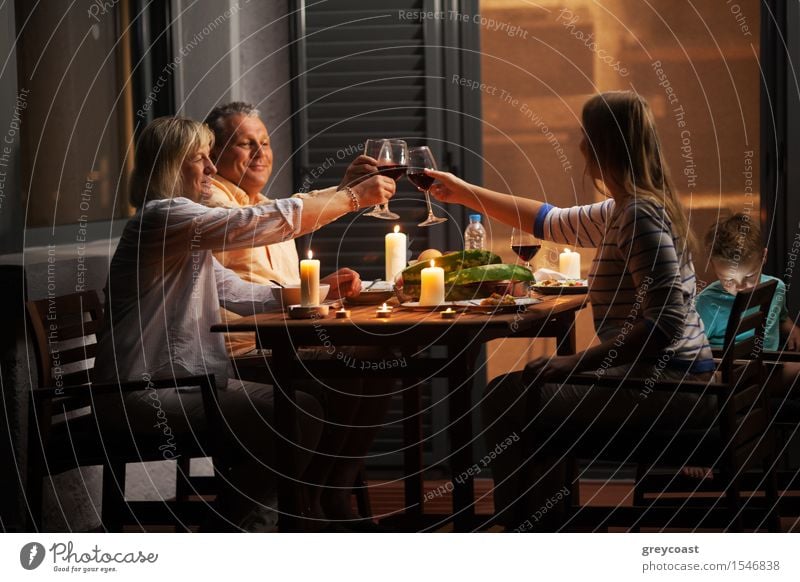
(581, 91), (694, 257)
(129, 117), (214, 208)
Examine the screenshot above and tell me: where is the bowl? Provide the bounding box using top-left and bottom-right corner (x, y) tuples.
(345, 281), (395, 305)
(271, 283), (330, 308)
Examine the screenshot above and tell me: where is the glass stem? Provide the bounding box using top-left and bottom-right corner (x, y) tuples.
(424, 190), (435, 216)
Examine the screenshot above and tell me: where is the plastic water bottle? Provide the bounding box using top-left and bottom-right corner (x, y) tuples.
(464, 214), (486, 250)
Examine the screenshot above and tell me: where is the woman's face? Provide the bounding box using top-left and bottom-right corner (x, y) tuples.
(180, 144), (216, 201)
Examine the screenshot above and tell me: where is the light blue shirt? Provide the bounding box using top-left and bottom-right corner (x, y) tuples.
(695, 274), (788, 351)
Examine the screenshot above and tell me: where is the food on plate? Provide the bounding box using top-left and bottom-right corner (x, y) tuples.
(535, 279), (587, 287)
(417, 248), (443, 262)
(480, 293), (517, 306)
(395, 250), (535, 301)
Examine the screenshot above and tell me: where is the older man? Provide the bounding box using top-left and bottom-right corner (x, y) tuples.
(202, 102), (391, 529)
(202, 102), (367, 354)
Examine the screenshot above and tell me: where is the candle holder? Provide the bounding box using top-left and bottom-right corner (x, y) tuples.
(441, 307), (457, 320)
(288, 304), (330, 319)
(335, 308), (351, 319)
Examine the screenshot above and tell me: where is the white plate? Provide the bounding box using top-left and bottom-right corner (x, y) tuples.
(452, 297), (541, 313)
(399, 301), (458, 312)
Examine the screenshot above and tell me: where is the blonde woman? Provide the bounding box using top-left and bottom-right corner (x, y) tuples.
(427, 92), (714, 530)
(94, 117), (394, 530)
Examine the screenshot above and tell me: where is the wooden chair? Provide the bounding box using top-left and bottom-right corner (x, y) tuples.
(553, 279), (781, 531)
(25, 290), (221, 532)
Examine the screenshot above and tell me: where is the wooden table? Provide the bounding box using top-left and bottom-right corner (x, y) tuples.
(212, 293), (588, 531)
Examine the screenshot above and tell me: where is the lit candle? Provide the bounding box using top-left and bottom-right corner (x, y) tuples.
(419, 260), (445, 306)
(559, 248), (581, 279)
(441, 307), (457, 319)
(335, 308), (351, 319)
(376, 303), (392, 318)
(300, 250), (320, 306)
(385, 225), (407, 283)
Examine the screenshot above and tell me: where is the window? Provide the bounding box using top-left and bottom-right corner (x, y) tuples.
(479, 0), (760, 374)
(15, 0), (174, 229)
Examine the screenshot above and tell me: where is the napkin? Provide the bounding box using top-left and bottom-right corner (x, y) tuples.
(533, 268), (568, 283)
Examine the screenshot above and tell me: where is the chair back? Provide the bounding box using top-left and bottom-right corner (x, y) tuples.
(26, 290), (103, 390)
(717, 279), (778, 473)
(718, 279), (777, 383)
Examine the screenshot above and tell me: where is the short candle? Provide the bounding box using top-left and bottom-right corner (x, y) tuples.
(419, 260), (445, 306)
(335, 308), (351, 319)
(441, 307), (457, 319)
(376, 303), (392, 318)
(559, 248), (581, 280)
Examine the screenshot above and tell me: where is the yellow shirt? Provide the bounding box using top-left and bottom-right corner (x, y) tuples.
(203, 175), (301, 285)
(203, 175), (301, 355)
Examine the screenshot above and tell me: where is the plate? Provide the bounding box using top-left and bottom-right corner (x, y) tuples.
(532, 280), (589, 295)
(453, 297), (541, 314)
(399, 301), (459, 312)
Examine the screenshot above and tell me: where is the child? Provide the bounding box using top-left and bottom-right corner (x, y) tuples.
(696, 213), (800, 352)
(686, 214), (800, 480)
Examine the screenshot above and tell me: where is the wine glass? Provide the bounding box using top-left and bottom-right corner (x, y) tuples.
(407, 146), (447, 227)
(510, 228), (541, 271)
(363, 138), (406, 220)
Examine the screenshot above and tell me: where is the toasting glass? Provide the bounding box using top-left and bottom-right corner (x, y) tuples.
(407, 146), (447, 227)
(363, 138), (407, 220)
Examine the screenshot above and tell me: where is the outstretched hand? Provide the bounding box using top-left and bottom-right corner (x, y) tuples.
(322, 268), (362, 299)
(424, 169), (474, 205)
(340, 155), (378, 189)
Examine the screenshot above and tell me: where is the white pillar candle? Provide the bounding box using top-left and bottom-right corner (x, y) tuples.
(419, 260), (445, 306)
(385, 225), (407, 283)
(559, 248), (581, 279)
(300, 250), (320, 306)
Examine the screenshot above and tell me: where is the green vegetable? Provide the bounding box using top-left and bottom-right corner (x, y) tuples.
(399, 250), (501, 285)
(446, 264), (534, 286)
(397, 263), (533, 301)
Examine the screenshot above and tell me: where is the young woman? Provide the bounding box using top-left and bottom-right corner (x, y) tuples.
(427, 91), (714, 530)
(93, 117), (394, 530)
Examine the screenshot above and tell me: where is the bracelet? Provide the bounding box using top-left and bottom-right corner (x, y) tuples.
(342, 186), (359, 212)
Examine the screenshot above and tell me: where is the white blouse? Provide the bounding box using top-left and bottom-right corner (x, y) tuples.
(94, 195), (309, 388)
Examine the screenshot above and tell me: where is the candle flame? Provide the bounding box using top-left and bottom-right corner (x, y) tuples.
(429, 259), (435, 268)
(307, 250), (313, 260)
(393, 225), (400, 234)
(563, 248), (570, 254)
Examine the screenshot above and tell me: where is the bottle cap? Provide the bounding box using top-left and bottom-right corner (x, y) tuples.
(469, 214), (482, 223)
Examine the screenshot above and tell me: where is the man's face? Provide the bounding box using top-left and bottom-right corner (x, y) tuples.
(212, 114), (273, 194)
(711, 251), (765, 295)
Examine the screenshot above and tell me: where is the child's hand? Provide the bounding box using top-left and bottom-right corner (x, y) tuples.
(786, 324), (800, 351)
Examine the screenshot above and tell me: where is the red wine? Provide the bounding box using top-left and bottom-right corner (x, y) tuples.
(511, 244), (541, 262)
(378, 164), (407, 180)
(407, 171), (434, 191)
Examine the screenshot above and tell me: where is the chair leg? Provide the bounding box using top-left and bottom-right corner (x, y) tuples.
(175, 457), (193, 501)
(722, 470), (744, 532)
(102, 462), (127, 532)
(26, 467), (45, 532)
(353, 462), (372, 519)
(764, 458), (782, 532)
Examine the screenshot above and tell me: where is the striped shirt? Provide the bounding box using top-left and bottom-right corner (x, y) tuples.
(534, 197), (714, 373)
